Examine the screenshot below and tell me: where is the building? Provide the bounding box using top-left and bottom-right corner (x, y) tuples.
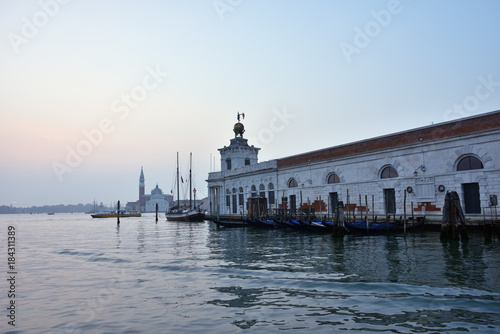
(207, 110), (500, 222)
(127, 167), (173, 212)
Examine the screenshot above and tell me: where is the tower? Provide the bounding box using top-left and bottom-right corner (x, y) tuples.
(219, 112), (260, 171)
(139, 166), (145, 211)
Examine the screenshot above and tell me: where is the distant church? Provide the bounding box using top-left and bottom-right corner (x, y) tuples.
(126, 167), (173, 212)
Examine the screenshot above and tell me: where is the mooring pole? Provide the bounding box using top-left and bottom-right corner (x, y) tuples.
(117, 200), (120, 225)
(403, 189), (407, 237)
(156, 203), (159, 223)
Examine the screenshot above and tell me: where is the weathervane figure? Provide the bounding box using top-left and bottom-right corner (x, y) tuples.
(237, 112), (245, 122)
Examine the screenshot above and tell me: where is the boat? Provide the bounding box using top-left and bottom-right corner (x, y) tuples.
(244, 218), (278, 228)
(211, 217), (248, 227)
(344, 216), (425, 234)
(165, 207), (206, 222)
(91, 210), (141, 218)
(166, 152), (206, 222)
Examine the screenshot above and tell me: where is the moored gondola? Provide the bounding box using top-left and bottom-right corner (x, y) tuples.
(211, 217), (247, 227)
(344, 216), (425, 234)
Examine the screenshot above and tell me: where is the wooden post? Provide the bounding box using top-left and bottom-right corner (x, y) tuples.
(319, 195), (322, 219)
(372, 195), (375, 223)
(117, 200), (120, 225)
(365, 195), (369, 234)
(155, 203), (159, 223)
(385, 194), (389, 234)
(403, 189), (407, 237)
(346, 189), (350, 224)
(359, 194), (363, 222)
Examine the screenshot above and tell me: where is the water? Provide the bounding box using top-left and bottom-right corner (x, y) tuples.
(2, 213), (500, 333)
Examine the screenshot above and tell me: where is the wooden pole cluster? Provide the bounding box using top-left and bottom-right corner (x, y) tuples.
(440, 191), (468, 241)
(332, 201), (345, 237)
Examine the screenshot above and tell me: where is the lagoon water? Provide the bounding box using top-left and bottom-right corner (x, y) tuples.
(1, 213), (500, 333)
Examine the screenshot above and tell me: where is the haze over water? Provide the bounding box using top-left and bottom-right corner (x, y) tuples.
(2, 213), (500, 333)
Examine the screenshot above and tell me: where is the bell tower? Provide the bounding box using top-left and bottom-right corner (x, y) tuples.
(219, 113), (260, 172)
(139, 166), (145, 211)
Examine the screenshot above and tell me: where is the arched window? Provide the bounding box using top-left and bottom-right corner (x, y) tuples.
(259, 184), (265, 197)
(457, 156), (484, 171)
(288, 178), (298, 188)
(327, 173), (340, 184)
(381, 166), (398, 179)
(251, 185), (257, 196)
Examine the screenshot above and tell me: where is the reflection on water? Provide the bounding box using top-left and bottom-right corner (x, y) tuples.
(205, 224), (500, 332)
(1, 214), (499, 333)
(207, 225), (500, 293)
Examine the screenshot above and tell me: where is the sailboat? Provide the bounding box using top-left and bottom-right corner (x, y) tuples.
(165, 152), (206, 222)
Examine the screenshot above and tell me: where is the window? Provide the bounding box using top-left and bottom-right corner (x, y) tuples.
(259, 184), (265, 197)
(288, 178), (298, 188)
(239, 187), (244, 206)
(232, 188), (237, 214)
(381, 166), (398, 179)
(251, 185), (257, 197)
(327, 173), (340, 184)
(226, 159), (231, 170)
(457, 156), (483, 171)
(226, 189), (230, 207)
(245, 158), (250, 166)
(268, 183), (275, 205)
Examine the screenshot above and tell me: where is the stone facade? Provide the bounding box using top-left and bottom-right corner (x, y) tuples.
(207, 111), (500, 222)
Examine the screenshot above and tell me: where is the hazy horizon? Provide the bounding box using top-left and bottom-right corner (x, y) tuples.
(2, 1), (500, 207)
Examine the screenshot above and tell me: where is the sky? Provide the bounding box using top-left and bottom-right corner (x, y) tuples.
(1, 0), (500, 208)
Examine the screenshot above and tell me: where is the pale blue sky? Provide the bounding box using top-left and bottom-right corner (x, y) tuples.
(1, 0), (500, 207)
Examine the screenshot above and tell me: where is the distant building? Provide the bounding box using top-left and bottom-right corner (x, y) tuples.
(126, 167), (173, 212)
(207, 111), (500, 222)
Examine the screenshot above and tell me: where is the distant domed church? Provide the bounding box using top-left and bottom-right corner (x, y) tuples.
(126, 167), (173, 212)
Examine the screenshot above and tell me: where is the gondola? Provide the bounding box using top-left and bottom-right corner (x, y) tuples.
(344, 216), (425, 234)
(211, 217), (247, 227)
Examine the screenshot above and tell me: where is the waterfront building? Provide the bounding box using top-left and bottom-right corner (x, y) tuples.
(127, 167), (173, 212)
(207, 110), (500, 222)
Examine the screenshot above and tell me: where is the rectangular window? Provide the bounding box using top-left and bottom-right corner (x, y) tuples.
(226, 159), (231, 170)
(245, 158), (250, 166)
(226, 195), (230, 207)
(239, 193), (244, 206)
(268, 191), (275, 205)
(232, 194), (237, 214)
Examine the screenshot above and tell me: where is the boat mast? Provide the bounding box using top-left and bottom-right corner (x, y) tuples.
(189, 152), (192, 210)
(176, 152), (180, 209)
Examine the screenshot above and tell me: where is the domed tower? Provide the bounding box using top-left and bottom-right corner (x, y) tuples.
(219, 112), (260, 171)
